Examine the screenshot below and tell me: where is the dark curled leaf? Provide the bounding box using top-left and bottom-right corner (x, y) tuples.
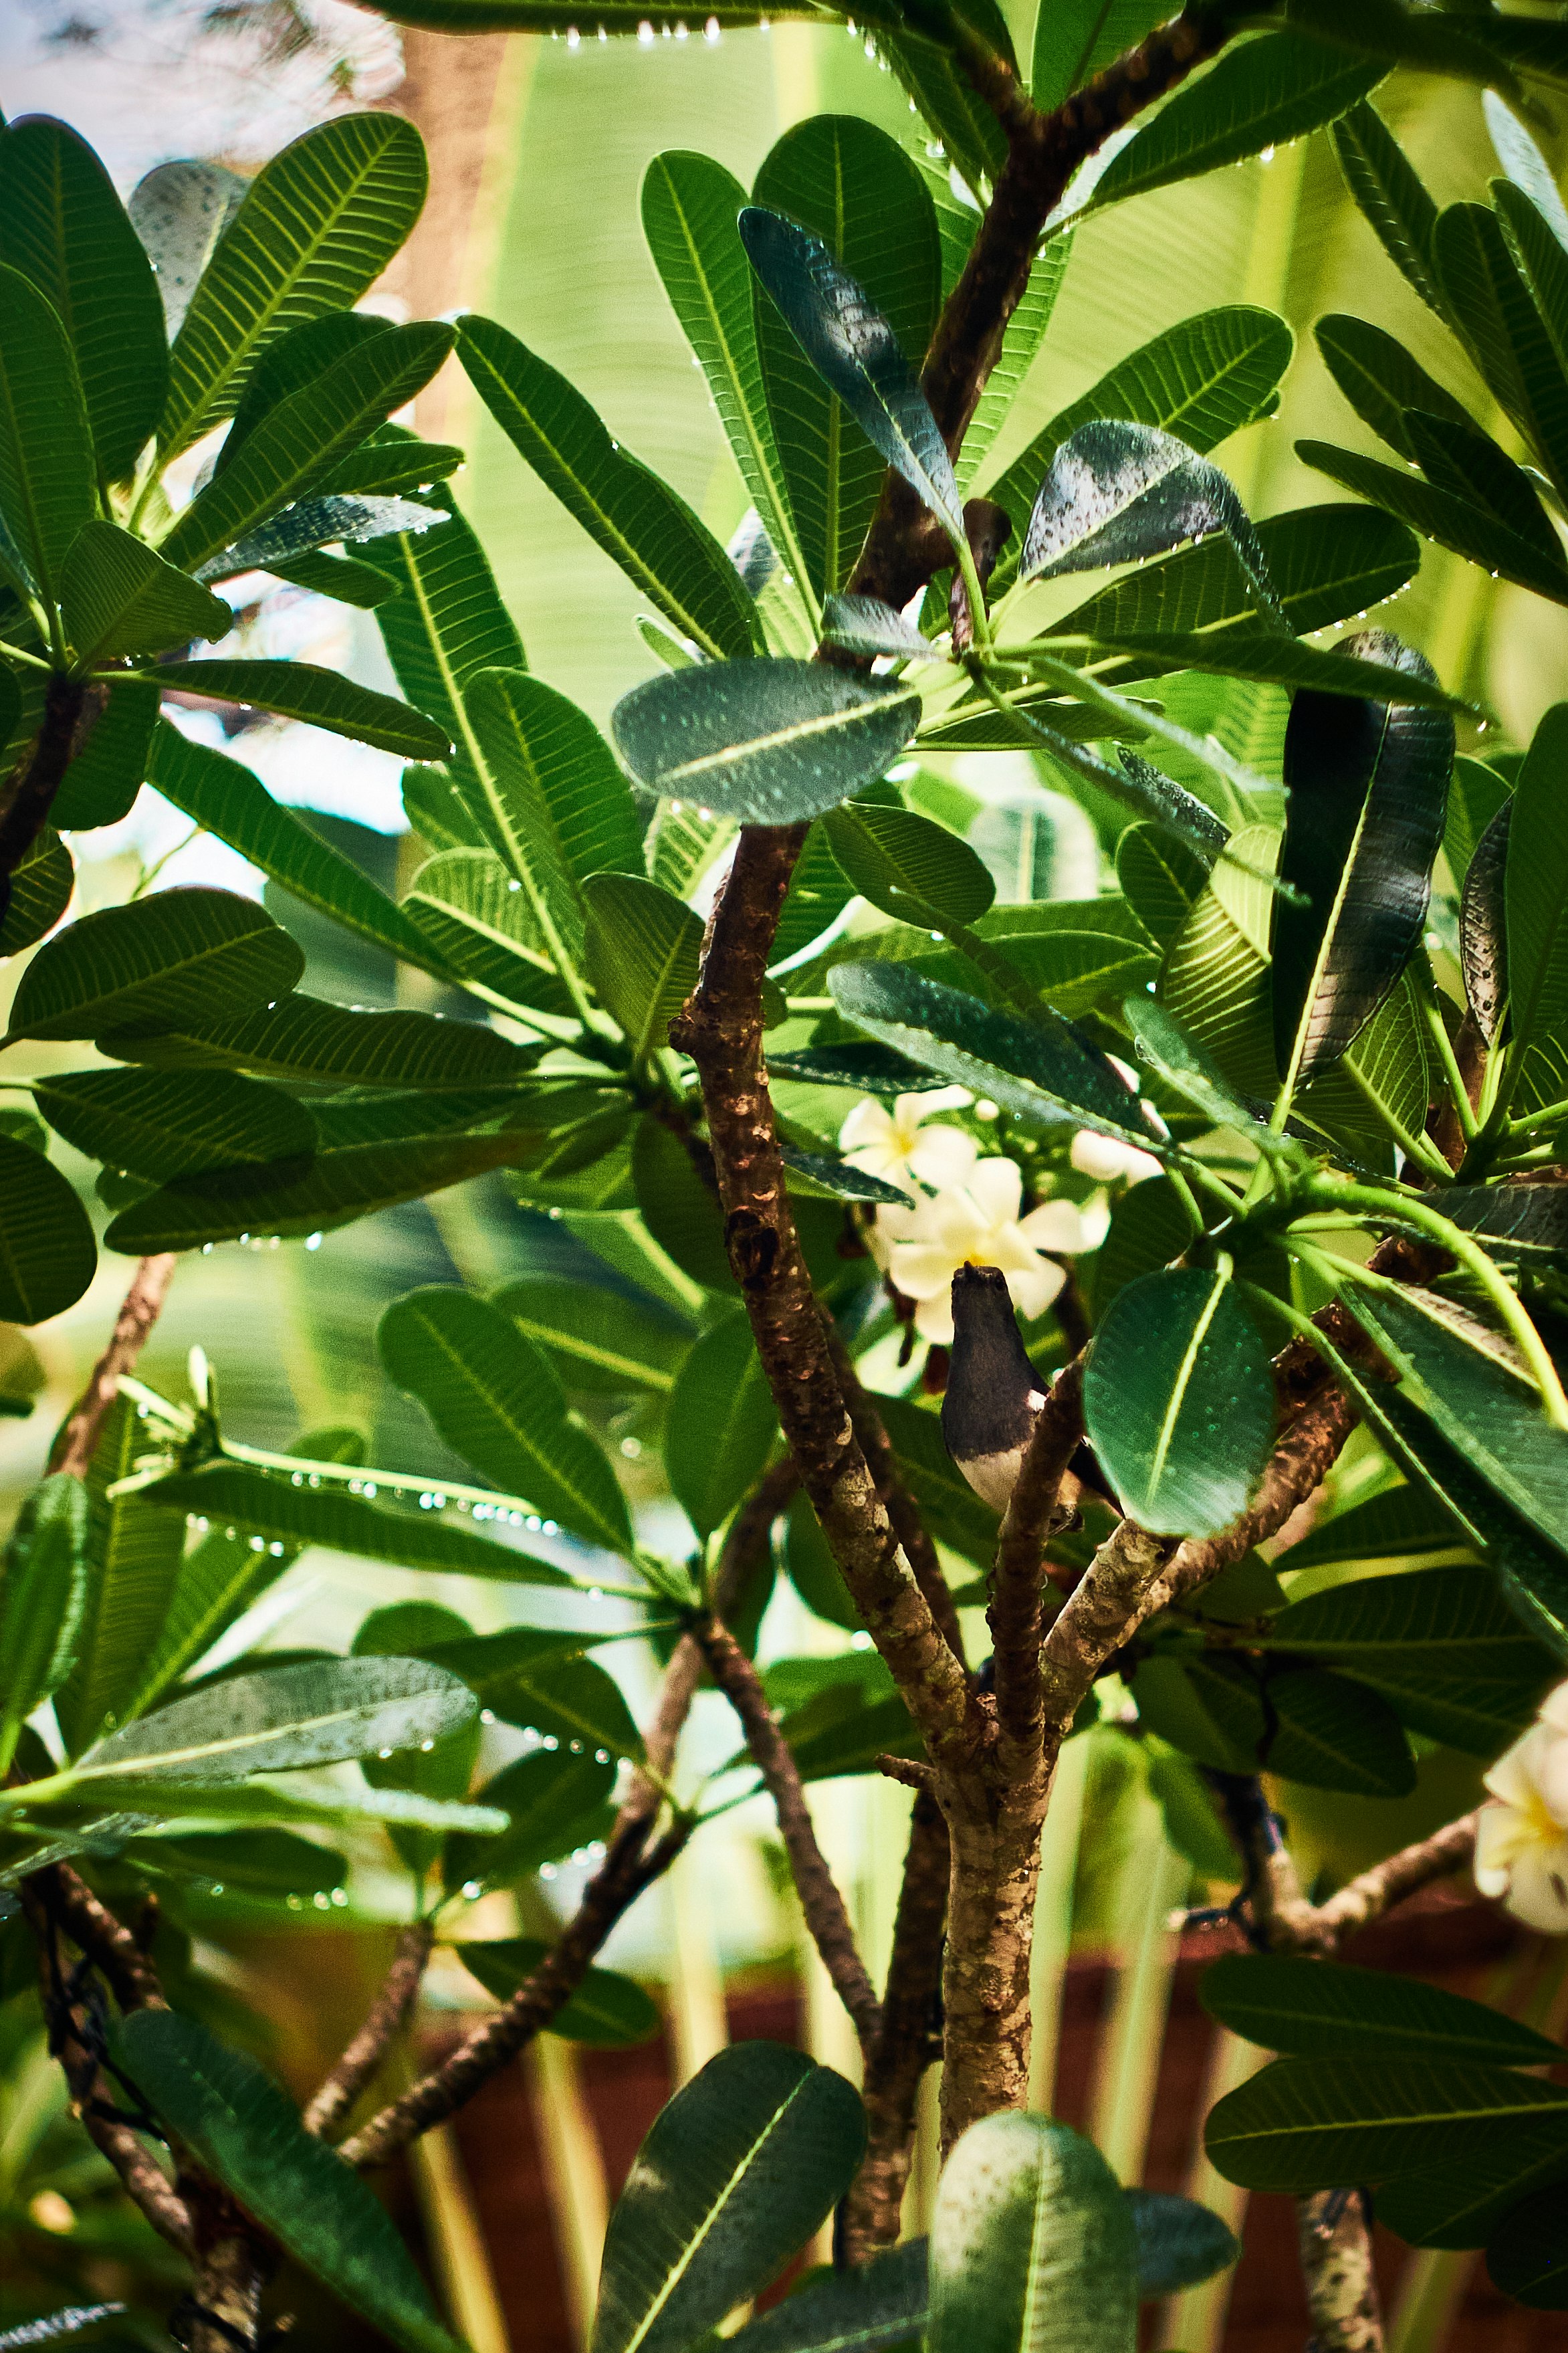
(1117, 750), (1228, 853)
(1271, 627), (1453, 1084)
(1020, 419), (1278, 616)
(821, 594), (943, 661)
(1462, 797), (1510, 1043)
(738, 206), (963, 541)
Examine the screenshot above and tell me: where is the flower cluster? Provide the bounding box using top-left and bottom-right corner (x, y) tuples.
(838, 1088), (1154, 1346)
(1476, 1684), (1568, 1932)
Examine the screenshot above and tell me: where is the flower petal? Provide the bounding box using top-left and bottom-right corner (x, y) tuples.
(966, 1155), (1024, 1225)
(909, 1124), (980, 1189)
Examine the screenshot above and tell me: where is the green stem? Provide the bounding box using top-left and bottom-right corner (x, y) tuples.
(0, 637), (51, 673)
(1416, 959), (1478, 1145)
(1302, 1175), (1568, 1429)
(1339, 1053), (1452, 1183)
(952, 531), (994, 657)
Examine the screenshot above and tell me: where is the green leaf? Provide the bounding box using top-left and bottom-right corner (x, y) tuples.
(986, 308), (1294, 590)
(1331, 101), (1448, 321)
(458, 1938), (659, 2046)
(1203, 1954), (1565, 2065)
(1126, 2190), (1240, 2297)
(877, 27), (1006, 195)
(962, 233), (1073, 492)
(493, 1276), (693, 1396)
(59, 522), (229, 663)
(104, 988), (536, 1091)
(1436, 199), (1568, 502)
(0, 1134), (96, 1324)
(748, 120), (943, 595)
(135, 1825), (347, 1911)
(142, 1461), (572, 1589)
(1427, 1183), (1568, 1269)
(424, 1627), (645, 1762)
(201, 491), (443, 584)
(591, 2043), (867, 2353)
(641, 150), (813, 616)
(463, 667), (643, 946)
(0, 116), (167, 483)
(1116, 826), (1208, 948)
(118, 2009), (463, 2353)
(1092, 1176), (1200, 1321)
(582, 874), (703, 1059)
(1314, 314), (1471, 462)
(1020, 421), (1276, 615)
(632, 1116), (736, 1296)
(1278, 1481), (1471, 1573)
(53, 1395), (187, 1754)
(154, 660), (449, 760)
(1271, 627), (1453, 1088)
(1297, 437), (1568, 603)
(1032, 0), (1169, 107)
(320, 437), (464, 501)
(1487, 2184), (1568, 2309)
(1132, 1655), (1268, 1774)
(144, 721), (451, 979)
(1262, 1562), (1553, 1753)
(35, 1065), (312, 1182)
(719, 2241), (927, 2353)
(665, 1310), (778, 1540)
(1503, 704), (1568, 1073)
(820, 594), (940, 663)
(824, 804), (994, 927)
(740, 205), (960, 546)
(361, 473), (527, 779)
(612, 659), (919, 826)
(1084, 1267), (1275, 1538)
(0, 827), (72, 958)
(1088, 32), (1384, 215)
(929, 2112), (1137, 2353)
(443, 1746), (615, 1896)
(1205, 2055), (1568, 2193)
(51, 675), (158, 830)
(217, 310), (391, 467)
(159, 322), (454, 578)
(6, 888), (304, 1044)
(158, 112), (429, 458)
(0, 1475), (89, 1756)
(1262, 1666), (1414, 1795)
(401, 847), (578, 1017)
(829, 961), (1161, 1150)
(457, 311), (762, 661)
(875, 1393), (1000, 1564)
(127, 159), (247, 337)
(0, 263), (96, 603)
(379, 1287), (633, 1555)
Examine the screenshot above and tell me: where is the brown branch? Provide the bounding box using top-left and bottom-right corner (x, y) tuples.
(33, 1861), (169, 2014)
(49, 1253), (179, 1478)
(1215, 1778), (1480, 1958)
(991, 1356), (1083, 1773)
(302, 1920), (435, 2141)
(1298, 2190), (1384, 2352)
(695, 1613), (882, 2050)
(841, 1791), (949, 2263)
(0, 676), (102, 917)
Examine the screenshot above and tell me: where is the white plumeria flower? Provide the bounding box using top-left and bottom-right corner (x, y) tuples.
(876, 1155), (1086, 1344)
(1475, 1685), (1568, 1932)
(1071, 1129), (1163, 1185)
(840, 1089), (978, 1196)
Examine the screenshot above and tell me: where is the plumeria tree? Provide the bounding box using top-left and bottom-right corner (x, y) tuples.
(9, 0), (1568, 2346)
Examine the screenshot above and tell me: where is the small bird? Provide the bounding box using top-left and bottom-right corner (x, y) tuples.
(941, 1263), (1048, 1512)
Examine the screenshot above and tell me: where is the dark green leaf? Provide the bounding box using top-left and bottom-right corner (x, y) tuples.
(104, 989), (535, 1091)
(443, 1746), (615, 1896)
(36, 1066), (312, 1182)
(1504, 705), (1568, 1071)
(1263, 1666), (1414, 1795)
(824, 803), (994, 926)
(0, 262), (95, 601)
(1125, 2190), (1240, 2297)
(201, 492), (443, 585)
(1427, 1182), (1568, 1269)
(1032, 0), (1169, 108)
(0, 1475), (89, 1755)
(424, 1627), (645, 1762)
(1404, 407), (1560, 564)
(719, 2240), (927, 2353)
(0, 827), (72, 958)
(0, 117), (167, 482)
(765, 1041), (947, 1095)
(1314, 314), (1471, 462)
(1271, 627), (1452, 1086)
(156, 660), (449, 760)
(1297, 438), (1568, 602)
(1116, 826), (1208, 948)
(782, 1491), (859, 1631)
(1020, 420), (1275, 614)
(1331, 100), (1447, 320)
(665, 1310), (778, 1540)
(1278, 1481), (1470, 1572)
(1088, 32), (1384, 214)
(321, 437), (464, 501)
(379, 1287), (633, 1554)
(217, 310), (391, 468)
(1131, 1654), (1268, 1775)
(1381, 2128), (1568, 2251)
(822, 594), (941, 662)
(1091, 1176), (1199, 1321)
(158, 113), (429, 457)
(928, 2112), (1137, 2353)
(612, 659), (919, 826)
(457, 312), (762, 661)
(51, 676), (158, 830)
(493, 1276), (693, 1396)
(1083, 1267), (1275, 1537)
(361, 473), (525, 779)
(459, 1938), (658, 2046)
(60, 522), (229, 663)
(1436, 199), (1568, 502)
(1205, 2055), (1568, 2192)
(401, 847), (577, 1018)
(632, 1118), (735, 1294)
(7, 888), (303, 1044)
(119, 2009), (462, 2353)
(1203, 1953), (1565, 2064)
(464, 667), (643, 951)
(1462, 796), (1510, 1042)
(0, 1134), (95, 1324)
(1487, 2183), (1568, 2308)
(582, 874), (703, 1059)
(876, 1393), (1001, 1565)
(591, 2043), (867, 2353)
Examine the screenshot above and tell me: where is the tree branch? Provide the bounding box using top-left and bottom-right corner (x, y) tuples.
(49, 1253), (179, 1479)
(991, 1357), (1083, 1774)
(695, 1613), (882, 2050)
(830, 1323), (968, 1668)
(302, 1920), (435, 2141)
(0, 676), (102, 918)
(1298, 2190), (1384, 2353)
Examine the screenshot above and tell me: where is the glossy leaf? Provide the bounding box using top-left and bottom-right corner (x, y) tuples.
(1206, 2055), (1568, 2192)
(1020, 419), (1276, 614)
(460, 1939), (659, 2046)
(362, 474), (524, 783)
(1089, 32), (1384, 214)
(1126, 2190), (1240, 2297)
(424, 1626), (645, 1762)
(457, 311), (762, 661)
(612, 659), (918, 825)
(830, 962), (1161, 1150)
(443, 1746), (616, 1896)
(0, 263), (96, 601)
(463, 668), (643, 950)
(1299, 437), (1568, 602)
(1271, 627), (1453, 1086)
(0, 116), (166, 483)
(820, 594), (941, 662)
(0, 828), (73, 958)
(749, 119), (943, 595)
(379, 1287), (633, 1555)
(1280, 1481), (1471, 1573)
(1331, 100), (1447, 320)
(824, 803), (994, 928)
(35, 1067), (312, 1183)
(666, 1310), (778, 1540)
(119, 2009), (463, 2353)
(1462, 796), (1510, 1042)
(0, 1135), (96, 1324)
(200, 491), (444, 585)
(158, 112), (429, 457)
(1203, 1953), (1564, 2065)
(106, 989), (534, 1091)
(719, 2241), (927, 2353)
(740, 204), (960, 545)
(591, 2043), (866, 2353)
(0, 1475), (89, 1754)
(583, 874), (703, 1059)
(929, 2112), (1137, 2353)
(156, 659), (449, 760)
(1264, 1667), (1414, 1795)
(1092, 1176), (1200, 1320)
(6, 888), (304, 1044)
(1085, 1267), (1276, 1538)
(58, 524), (229, 664)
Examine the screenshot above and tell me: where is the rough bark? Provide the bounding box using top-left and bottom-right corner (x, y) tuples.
(49, 1254), (179, 1478)
(1298, 2190), (1384, 2353)
(0, 675), (101, 917)
(302, 1920), (435, 2141)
